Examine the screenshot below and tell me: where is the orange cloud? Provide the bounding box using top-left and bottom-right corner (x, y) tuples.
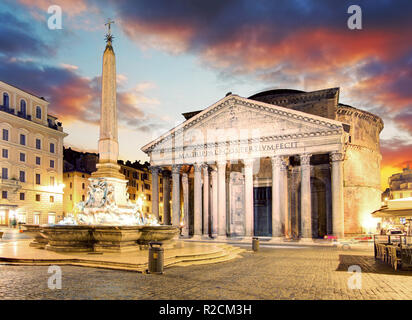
(18, 0), (89, 17)
(121, 20), (195, 54)
(380, 140), (412, 189)
(202, 28), (411, 74)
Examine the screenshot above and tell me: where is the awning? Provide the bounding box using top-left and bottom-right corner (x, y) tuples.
(372, 206), (412, 218)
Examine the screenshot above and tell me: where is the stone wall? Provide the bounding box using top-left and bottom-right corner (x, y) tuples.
(336, 106), (383, 234)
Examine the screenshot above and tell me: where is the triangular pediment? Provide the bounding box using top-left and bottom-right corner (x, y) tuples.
(142, 95), (344, 153)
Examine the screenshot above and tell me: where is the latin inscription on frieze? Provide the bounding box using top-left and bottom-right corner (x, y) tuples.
(177, 142), (298, 159)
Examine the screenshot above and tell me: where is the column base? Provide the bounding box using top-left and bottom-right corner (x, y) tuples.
(268, 237), (284, 243)
(181, 227), (189, 237)
(202, 234), (212, 240)
(191, 235), (203, 240)
(215, 235), (227, 241)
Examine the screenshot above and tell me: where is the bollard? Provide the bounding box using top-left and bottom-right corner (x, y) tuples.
(252, 237), (259, 252)
(148, 241), (164, 274)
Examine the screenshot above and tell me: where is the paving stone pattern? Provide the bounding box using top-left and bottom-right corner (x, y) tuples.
(1, 246), (411, 300)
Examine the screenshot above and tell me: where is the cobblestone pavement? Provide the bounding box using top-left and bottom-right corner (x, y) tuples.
(1, 245), (411, 300)
(0, 228), (31, 241)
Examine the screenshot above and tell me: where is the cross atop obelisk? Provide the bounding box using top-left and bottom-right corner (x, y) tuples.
(105, 18), (115, 35)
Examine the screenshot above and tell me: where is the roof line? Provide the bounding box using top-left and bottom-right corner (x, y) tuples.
(0, 80), (48, 102)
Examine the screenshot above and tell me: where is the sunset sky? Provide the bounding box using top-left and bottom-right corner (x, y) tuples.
(1, 0), (411, 190)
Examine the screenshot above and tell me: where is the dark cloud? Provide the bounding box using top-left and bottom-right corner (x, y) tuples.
(0, 11), (54, 58)
(393, 109), (412, 136)
(0, 56), (165, 133)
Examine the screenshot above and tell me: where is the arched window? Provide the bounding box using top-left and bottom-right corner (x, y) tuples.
(20, 100), (26, 116)
(3, 93), (9, 107)
(36, 106), (42, 119)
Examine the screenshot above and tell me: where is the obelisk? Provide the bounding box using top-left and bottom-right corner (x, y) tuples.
(92, 19), (125, 180)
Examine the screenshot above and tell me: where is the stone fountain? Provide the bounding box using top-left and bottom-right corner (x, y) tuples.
(38, 179), (178, 252)
(30, 23), (178, 253)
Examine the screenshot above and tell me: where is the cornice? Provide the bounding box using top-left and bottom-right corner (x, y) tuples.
(337, 105), (384, 132)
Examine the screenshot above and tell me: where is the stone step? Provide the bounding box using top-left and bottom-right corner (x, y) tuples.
(165, 246), (246, 267)
(173, 251), (245, 267)
(0, 243), (245, 272)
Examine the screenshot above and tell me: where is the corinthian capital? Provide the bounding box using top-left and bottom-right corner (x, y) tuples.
(193, 163), (203, 172)
(330, 152), (344, 162)
(271, 156), (282, 167)
(280, 157), (289, 171)
(171, 164), (182, 174)
(149, 165), (160, 174)
(300, 153), (312, 166)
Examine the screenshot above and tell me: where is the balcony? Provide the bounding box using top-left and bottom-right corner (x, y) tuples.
(0, 105), (15, 115)
(17, 111), (32, 121)
(0, 104), (62, 131)
(0, 178), (22, 193)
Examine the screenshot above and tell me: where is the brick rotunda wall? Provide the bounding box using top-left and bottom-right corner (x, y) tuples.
(336, 105), (383, 235)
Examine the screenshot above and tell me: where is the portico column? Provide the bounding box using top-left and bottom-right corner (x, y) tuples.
(217, 161), (227, 238)
(202, 165), (210, 237)
(271, 156), (282, 239)
(149, 166), (160, 220)
(162, 170), (171, 225)
(331, 152), (345, 239)
(171, 165), (181, 227)
(193, 163), (203, 237)
(280, 158), (290, 238)
(243, 159), (254, 237)
(182, 172), (189, 237)
(300, 154), (312, 240)
(210, 167), (218, 237)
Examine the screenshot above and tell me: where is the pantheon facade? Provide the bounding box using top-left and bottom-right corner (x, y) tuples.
(142, 88), (383, 239)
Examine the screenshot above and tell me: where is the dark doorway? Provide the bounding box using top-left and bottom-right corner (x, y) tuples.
(311, 178), (327, 238)
(296, 178), (328, 238)
(253, 187), (272, 236)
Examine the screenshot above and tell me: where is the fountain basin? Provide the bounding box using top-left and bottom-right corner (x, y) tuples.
(138, 225), (179, 249)
(93, 226), (143, 252)
(37, 225), (180, 252)
(23, 224), (49, 249)
(41, 225), (94, 252)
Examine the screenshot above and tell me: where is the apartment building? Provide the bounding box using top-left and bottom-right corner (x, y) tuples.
(0, 81), (67, 225)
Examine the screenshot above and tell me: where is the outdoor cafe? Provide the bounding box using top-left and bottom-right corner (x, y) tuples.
(372, 198), (412, 271)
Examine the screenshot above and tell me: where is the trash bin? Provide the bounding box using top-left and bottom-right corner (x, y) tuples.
(252, 237), (259, 252)
(148, 242), (164, 274)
